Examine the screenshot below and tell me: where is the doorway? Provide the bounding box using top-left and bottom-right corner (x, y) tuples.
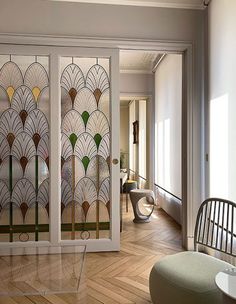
(119, 49), (183, 238)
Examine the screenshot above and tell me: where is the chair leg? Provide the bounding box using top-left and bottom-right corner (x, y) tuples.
(120, 183), (123, 232)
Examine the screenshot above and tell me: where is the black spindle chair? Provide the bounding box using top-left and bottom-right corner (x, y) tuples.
(194, 198), (236, 257)
(149, 198), (236, 304)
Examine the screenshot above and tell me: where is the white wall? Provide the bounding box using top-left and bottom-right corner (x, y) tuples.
(0, 0), (203, 41)
(120, 73), (154, 97)
(155, 54), (182, 199)
(139, 100), (146, 178)
(129, 101), (136, 172)
(208, 0), (236, 202)
(0, 0), (206, 247)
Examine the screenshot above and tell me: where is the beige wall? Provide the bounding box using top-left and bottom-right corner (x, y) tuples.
(128, 99), (149, 184)
(120, 73), (154, 97)
(120, 72), (154, 185)
(120, 106), (129, 153)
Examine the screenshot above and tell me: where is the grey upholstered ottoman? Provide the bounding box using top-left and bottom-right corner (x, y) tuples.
(149, 251), (233, 304)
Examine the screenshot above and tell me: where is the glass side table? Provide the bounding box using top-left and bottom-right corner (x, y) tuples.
(215, 268), (236, 304)
(0, 245), (86, 297)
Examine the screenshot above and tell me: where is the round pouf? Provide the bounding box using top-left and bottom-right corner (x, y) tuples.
(129, 189), (155, 223)
(149, 251), (233, 304)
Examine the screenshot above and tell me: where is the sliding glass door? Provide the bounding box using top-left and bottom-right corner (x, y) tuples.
(0, 45), (120, 251)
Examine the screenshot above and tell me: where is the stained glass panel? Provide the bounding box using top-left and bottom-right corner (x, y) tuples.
(61, 57), (110, 240)
(0, 55), (50, 242)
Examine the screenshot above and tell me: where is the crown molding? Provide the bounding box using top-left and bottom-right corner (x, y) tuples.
(51, 0), (205, 10)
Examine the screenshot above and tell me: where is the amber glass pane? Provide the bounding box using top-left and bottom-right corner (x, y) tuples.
(0, 55), (50, 242)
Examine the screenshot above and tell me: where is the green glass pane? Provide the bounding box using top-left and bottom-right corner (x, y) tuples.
(82, 111), (89, 126)
(94, 133), (102, 149)
(69, 133), (78, 150)
(82, 156), (90, 172)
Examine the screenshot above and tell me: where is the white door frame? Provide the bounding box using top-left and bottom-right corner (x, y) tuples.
(0, 33), (195, 250)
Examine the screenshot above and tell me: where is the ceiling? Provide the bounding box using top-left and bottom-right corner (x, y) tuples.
(53, 0), (206, 10)
(119, 50), (161, 105)
(120, 100), (130, 106)
(120, 50), (161, 74)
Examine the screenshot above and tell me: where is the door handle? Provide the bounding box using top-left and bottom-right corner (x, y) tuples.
(112, 158), (119, 165)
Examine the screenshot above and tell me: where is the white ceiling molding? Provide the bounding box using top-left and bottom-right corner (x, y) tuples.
(152, 53), (166, 73)
(52, 0), (206, 10)
(120, 50), (160, 74)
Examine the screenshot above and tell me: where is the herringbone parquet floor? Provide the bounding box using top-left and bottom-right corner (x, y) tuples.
(85, 199), (183, 304)
(0, 197), (183, 304)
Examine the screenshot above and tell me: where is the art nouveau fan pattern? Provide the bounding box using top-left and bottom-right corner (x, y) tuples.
(0, 55), (49, 242)
(61, 57), (110, 240)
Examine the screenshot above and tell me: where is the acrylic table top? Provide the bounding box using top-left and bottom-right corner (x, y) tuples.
(215, 267), (236, 300)
(0, 245), (86, 297)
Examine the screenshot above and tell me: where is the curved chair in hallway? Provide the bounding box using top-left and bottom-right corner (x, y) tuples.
(130, 189), (155, 223)
(149, 198), (236, 304)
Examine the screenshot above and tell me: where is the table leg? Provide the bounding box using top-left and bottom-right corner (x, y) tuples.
(120, 180), (123, 232)
(126, 190), (128, 212)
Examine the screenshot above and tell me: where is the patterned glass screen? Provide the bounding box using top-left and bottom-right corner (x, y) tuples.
(0, 55), (50, 242)
(61, 57), (110, 240)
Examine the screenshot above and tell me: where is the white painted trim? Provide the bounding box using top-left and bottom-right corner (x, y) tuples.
(149, 95), (155, 191)
(152, 53), (166, 73)
(186, 47), (194, 248)
(110, 48), (121, 251)
(51, 0), (205, 10)
(187, 236), (194, 250)
(50, 52), (61, 245)
(120, 92), (151, 96)
(120, 93), (152, 100)
(0, 33), (191, 51)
